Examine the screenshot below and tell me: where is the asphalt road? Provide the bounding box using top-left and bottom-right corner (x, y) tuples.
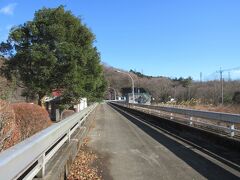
(88, 103), (240, 180)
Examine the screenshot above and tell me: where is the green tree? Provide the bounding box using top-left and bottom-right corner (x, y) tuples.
(0, 6), (106, 105)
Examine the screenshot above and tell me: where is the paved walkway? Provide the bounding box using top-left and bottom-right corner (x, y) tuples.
(88, 103), (239, 180)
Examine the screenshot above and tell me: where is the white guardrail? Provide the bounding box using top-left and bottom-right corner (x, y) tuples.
(112, 102), (240, 137)
(131, 103), (240, 123)
(0, 103), (97, 180)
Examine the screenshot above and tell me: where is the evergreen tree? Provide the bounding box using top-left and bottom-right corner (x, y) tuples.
(0, 6), (106, 105)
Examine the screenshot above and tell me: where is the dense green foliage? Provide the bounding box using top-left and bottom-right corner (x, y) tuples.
(0, 6), (106, 105)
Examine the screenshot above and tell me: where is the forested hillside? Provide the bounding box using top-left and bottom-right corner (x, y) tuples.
(103, 64), (240, 107)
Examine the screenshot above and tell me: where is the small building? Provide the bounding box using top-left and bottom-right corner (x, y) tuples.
(45, 94), (87, 121)
(121, 87), (151, 105)
(127, 93), (151, 105)
(74, 98), (87, 112)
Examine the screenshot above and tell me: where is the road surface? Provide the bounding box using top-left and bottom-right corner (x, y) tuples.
(88, 103), (240, 180)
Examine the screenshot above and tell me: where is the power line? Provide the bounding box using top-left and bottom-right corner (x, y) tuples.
(215, 66), (240, 104)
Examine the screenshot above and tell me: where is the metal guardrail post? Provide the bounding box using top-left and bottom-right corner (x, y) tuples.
(68, 129), (71, 142)
(189, 117), (193, 126)
(37, 154), (46, 178)
(170, 113), (173, 120)
(230, 124), (235, 137)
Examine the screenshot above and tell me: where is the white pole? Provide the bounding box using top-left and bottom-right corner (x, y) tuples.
(116, 70), (135, 103)
(128, 73), (135, 103)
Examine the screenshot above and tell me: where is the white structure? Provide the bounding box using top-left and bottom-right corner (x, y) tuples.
(74, 98), (87, 112)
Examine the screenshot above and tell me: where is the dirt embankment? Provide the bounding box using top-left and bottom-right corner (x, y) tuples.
(162, 103), (240, 114)
(194, 105), (240, 114)
(184, 104), (240, 114)
(0, 100), (52, 152)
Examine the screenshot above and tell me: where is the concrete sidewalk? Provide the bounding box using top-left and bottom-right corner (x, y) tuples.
(88, 103), (239, 180)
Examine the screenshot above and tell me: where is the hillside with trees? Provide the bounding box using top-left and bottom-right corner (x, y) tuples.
(104, 65), (240, 113)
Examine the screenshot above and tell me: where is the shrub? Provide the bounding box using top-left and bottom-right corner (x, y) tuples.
(0, 100), (52, 152)
(0, 100), (21, 151)
(11, 103), (52, 140)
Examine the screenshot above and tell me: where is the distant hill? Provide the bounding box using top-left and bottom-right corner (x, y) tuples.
(103, 64), (174, 101)
(103, 64), (240, 105)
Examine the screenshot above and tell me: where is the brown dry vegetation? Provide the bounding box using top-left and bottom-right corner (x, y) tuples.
(11, 103), (52, 140)
(0, 100), (21, 151)
(67, 144), (102, 180)
(187, 104), (240, 114)
(67, 137), (103, 180)
(0, 100), (52, 152)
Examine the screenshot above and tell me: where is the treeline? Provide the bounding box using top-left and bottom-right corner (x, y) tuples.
(104, 65), (240, 105)
(129, 69), (164, 79)
(0, 6), (106, 106)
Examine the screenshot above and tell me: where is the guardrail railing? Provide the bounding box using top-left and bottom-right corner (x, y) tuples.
(0, 103), (97, 180)
(112, 102), (240, 138)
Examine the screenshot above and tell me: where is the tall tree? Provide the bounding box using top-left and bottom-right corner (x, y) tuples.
(0, 6), (106, 105)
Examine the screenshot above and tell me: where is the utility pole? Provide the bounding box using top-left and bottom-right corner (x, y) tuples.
(188, 86), (191, 100)
(228, 72), (231, 81)
(219, 68), (224, 105)
(200, 72), (202, 83)
(216, 66), (240, 105)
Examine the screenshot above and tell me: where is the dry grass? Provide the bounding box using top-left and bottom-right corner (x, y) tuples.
(188, 104), (240, 114)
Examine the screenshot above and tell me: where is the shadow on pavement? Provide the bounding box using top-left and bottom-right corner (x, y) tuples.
(110, 104), (240, 180)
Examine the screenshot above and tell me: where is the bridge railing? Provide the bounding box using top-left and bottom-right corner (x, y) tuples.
(0, 103), (97, 180)
(112, 102), (240, 138)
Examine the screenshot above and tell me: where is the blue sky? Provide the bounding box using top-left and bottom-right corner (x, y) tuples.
(0, 0), (240, 80)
